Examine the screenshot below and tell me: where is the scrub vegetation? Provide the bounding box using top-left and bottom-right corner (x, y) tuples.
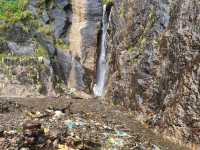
(0, 0), (32, 23)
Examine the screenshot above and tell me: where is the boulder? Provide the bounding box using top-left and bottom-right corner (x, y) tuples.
(7, 42), (35, 55)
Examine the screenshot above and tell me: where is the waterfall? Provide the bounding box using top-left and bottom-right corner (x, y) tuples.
(93, 4), (111, 97)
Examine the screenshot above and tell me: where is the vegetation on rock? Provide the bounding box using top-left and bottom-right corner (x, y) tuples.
(0, 0), (32, 23)
(102, 0), (113, 5)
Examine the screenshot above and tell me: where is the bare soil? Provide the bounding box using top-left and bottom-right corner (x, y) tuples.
(0, 97), (189, 150)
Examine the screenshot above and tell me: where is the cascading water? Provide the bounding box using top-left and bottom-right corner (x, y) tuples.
(93, 4), (111, 97)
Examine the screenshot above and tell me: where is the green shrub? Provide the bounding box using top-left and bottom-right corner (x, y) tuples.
(119, 1), (125, 17)
(102, 0), (113, 5)
(35, 46), (48, 57)
(0, 0), (31, 23)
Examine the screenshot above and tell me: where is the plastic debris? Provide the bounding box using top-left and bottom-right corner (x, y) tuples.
(53, 111), (65, 120)
(64, 119), (86, 130)
(152, 144), (161, 150)
(43, 128), (49, 135)
(64, 120), (77, 130)
(67, 88), (76, 95)
(26, 111), (42, 118)
(58, 144), (67, 150)
(115, 130), (129, 137)
(57, 144), (74, 150)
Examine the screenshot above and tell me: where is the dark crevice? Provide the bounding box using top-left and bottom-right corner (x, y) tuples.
(64, 4), (72, 12)
(59, 4), (72, 41)
(106, 2), (113, 17)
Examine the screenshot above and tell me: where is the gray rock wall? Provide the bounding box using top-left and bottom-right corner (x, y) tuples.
(106, 0), (200, 144)
(0, 0), (102, 95)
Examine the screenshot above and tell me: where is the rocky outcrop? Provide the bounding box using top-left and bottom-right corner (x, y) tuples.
(29, 0), (102, 90)
(68, 0), (102, 89)
(0, 0), (102, 96)
(69, 0), (101, 69)
(106, 0), (200, 145)
(0, 56), (55, 97)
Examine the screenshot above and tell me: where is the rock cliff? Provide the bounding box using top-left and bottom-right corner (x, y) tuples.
(0, 0), (102, 96)
(106, 0), (200, 146)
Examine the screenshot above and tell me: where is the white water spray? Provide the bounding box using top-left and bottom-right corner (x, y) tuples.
(93, 5), (110, 97)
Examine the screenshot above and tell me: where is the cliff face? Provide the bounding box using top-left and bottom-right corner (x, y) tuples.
(69, 0), (101, 66)
(106, 0), (200, 145)
(0, 0), (102, 96)
(68, 0), (101, 89)
(0, 0), (200, 145)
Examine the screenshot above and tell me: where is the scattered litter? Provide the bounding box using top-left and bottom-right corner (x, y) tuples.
(58, 144), (67, 150)
(107, 137), (124, 147)
(0, 101), (170, 150)
(103, 125), (113, 130)
(115, 129), (129, 137)
(53, 111), (65, 120)
(57, 144), (74, 150)
(152, 144), (161, 150)
(64, 120), (77, 130)
(4, 130), (17, 135)
(64, 119), (86, 130)
(67, 88), (76, 95)
(43, 128), (49, 135)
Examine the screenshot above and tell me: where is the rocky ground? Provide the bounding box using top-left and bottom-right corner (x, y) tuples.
(0, 98), (189, 150)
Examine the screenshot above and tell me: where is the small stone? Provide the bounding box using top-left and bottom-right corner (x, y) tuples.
(25, 137), (35, 145)
(23, 121), (41, 130)
(10, 137), (18, 145)
(0, 126), (4, 137)
(49, 129), (61, 140)
(193, 122), (200, 128)
(41, 10), (50, 23)
(20, 147), (30, 150)
(152, 144), (161, 150)
(53, 111), (65, 120)
(0, 138), (5, 145)
(23, 129), (32, 137)
(37, 136), (45, 144)
(46, 139), (52, 146)
(53, 139), (59, 148)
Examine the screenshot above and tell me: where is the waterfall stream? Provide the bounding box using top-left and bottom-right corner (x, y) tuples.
(93, 4), (111, 97)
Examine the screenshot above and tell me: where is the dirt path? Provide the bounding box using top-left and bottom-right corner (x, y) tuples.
(0, 97), (189, 150)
